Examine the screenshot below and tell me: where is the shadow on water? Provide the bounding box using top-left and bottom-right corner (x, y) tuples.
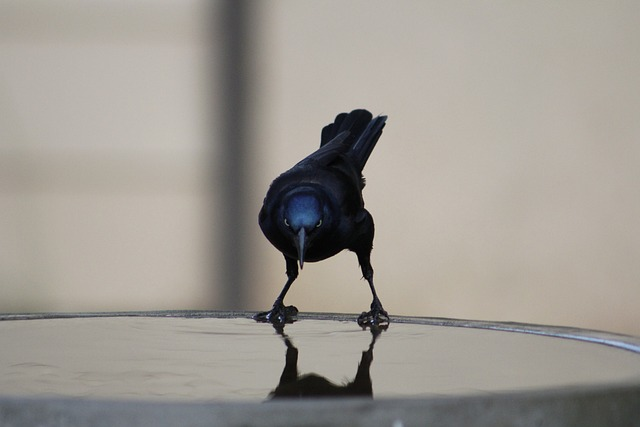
(268, 324), (384, 399)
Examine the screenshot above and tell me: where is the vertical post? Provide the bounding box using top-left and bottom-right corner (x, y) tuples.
(215, 0), (252, 309)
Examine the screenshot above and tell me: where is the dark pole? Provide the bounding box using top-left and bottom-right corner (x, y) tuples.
(215, 0), (252, 309)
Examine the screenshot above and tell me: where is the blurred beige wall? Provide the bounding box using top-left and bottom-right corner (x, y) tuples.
(254, 1), (640, 336)
(0, 1), (217, 311)
(1, 1), (638, 335)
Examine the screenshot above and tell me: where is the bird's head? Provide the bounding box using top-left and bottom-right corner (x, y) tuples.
(281, 189), (327, 269)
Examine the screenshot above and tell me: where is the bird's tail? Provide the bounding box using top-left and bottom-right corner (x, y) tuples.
(320, 109), (387, 171)
(350, 113), (387, 172)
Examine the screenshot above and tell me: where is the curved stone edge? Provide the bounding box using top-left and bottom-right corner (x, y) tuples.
(297, 311), (640, 354)
(1, 310), (639, 354)
(0, 382), (638, 427)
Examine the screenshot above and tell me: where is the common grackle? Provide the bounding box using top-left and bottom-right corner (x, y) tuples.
(254, 109), (389, 328)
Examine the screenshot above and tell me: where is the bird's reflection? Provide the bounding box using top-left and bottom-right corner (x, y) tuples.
(268, 325), (383, 399)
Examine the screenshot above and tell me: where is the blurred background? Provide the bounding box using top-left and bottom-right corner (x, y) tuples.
(1, 1), (638, 335)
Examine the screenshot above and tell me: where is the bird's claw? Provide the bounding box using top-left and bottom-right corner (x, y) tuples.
(253, 303), (298, 325)
(357, 307), (389, 330)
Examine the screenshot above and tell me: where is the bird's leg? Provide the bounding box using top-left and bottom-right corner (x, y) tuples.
(253, 256), (299, 325)
(358, 275), (390, 329)
(356, 252), (389, 329)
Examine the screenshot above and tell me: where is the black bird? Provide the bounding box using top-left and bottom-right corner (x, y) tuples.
(254, 109), (389, 327)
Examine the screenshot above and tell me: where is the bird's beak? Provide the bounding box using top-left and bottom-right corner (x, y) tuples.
(295, 228), (306, 269)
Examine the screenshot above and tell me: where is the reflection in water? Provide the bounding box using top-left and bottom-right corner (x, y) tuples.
(269, 325), (383, 399)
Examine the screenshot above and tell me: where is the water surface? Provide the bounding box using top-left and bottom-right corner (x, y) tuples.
(1, 316), (639, 402)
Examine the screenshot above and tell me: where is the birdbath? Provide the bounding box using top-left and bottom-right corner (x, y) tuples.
(0, 311), (639, 426)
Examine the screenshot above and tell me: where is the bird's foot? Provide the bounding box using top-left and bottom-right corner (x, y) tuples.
(357, 303), (389, 330)
(253, 302), (298, 326)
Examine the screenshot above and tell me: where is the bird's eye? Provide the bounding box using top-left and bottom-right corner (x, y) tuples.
(316, 219), (322, 228)
(284, 218), (290, 227)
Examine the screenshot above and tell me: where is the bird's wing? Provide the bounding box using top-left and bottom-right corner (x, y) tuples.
(293, 131), (351, 168)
